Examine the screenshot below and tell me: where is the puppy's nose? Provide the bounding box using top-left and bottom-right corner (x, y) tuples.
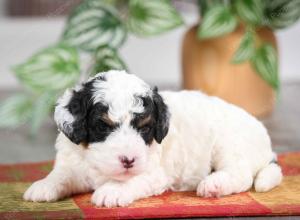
(119, 156), (135, 169)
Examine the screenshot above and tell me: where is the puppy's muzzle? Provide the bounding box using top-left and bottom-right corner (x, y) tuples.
(119, 156), (135, 169)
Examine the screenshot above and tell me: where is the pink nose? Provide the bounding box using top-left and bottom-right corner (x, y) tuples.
(119, 156), (135, 169)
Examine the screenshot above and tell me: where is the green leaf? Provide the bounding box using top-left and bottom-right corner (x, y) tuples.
(91, 46), (127, 75)
(30, 92), (57, 135)
(234, 0), (264, 26)
(127, 0), (183, 36)
(0, 95), (33, 128)
(198, 5), (238, 39)
(264, 0), (300, 29)
(231, 30), (255, 64)
(251, 43), (279, 90)
(13, 44), (80, 91)
(63, 0), (127, 51)
(198, 0), (225, 16)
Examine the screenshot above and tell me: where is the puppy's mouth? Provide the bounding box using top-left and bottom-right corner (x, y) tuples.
(112, 169), (139, 181)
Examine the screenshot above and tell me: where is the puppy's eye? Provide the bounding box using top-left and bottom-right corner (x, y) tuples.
(97, 115), (115, 128)
(139, 125), (151, 134)
(94, 119), (112, 131)
(99, 120), (115, 131)
(99, 119), (111, 127)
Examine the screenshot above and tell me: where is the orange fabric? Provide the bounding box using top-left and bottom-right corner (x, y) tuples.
(0, 152), (300, 219)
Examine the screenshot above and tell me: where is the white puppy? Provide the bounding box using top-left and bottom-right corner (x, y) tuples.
(24, 70), (282, 207)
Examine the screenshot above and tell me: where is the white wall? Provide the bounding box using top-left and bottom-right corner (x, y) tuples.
(276, 23), (300, 82)
(0, 14), (300, 90)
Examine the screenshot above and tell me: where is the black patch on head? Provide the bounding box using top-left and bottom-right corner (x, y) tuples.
(131, 96), (156, 145)
(131, 87), (170, 145)
(64, 82), (93, 144)
(87, 103), (119, 143)
(152, 87), (170, 144)
(60, 79), (117, 145)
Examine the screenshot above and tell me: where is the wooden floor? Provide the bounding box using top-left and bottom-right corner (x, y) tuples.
(0, 82), (299, 219)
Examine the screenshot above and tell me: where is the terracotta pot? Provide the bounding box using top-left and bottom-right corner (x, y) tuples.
(182, 25), (277, 117)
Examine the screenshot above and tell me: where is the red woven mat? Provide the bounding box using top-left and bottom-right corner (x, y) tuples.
(1, 152), (300, 219)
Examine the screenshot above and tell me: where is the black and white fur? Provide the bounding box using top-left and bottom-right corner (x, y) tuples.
(24, 70), (282, 207)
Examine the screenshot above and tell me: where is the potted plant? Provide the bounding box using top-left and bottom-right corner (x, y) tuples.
(182, 0), (300, 116)
(0, 0), (184, 134)
(0, 0), (299, 134)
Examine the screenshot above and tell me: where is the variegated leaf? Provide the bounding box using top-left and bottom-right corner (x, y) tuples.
(198, 5), (237, 39)
(13, 44), (80, 91)
(63, 0), (126, 51)
(234, 0), (264, 26)
(0, 95), (33, 128)
(198, 0), (224, 16)
(127, 0), (183, 36)
(91, 46), (127, 75)
(231, 30), (255, 64)
(264, 0), (300, 29)
(251, 43), (279, 90)
(30, 91), (57, 135)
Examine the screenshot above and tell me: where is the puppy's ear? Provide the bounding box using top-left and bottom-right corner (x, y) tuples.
(152, 87), (170, 144)
(54, 87), (90, 144)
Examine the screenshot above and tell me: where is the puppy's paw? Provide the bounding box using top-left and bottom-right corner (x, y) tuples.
(91, 183), (135, 207)
(23, 179), (66, 202)
(197, 171), (232, 198)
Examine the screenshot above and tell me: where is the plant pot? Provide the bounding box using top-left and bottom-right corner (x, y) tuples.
(182, 25), (277, 117)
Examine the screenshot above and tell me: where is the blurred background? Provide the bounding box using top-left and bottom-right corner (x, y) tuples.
(0, 0), (300, 163)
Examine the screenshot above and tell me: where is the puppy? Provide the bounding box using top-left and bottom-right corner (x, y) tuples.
(24, 70), (282, 207)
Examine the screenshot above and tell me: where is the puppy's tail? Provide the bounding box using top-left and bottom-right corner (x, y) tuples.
(254, 154), (282, 192)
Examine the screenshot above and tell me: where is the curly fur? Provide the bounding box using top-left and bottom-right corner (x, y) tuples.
(24, 70), (282, 207)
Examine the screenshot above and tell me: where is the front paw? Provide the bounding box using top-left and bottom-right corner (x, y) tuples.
(23, 179), (66, 202)
(91, 183), (135, 207)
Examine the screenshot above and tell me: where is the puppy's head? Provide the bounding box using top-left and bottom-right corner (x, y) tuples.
(54, 70), (169, 180)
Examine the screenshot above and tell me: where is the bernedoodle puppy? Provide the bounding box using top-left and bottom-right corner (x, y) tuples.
(24, 70), (282, 207)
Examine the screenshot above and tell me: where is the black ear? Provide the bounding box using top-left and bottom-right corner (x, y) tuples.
(54, 88), (90, 145)
(152, 87), (170, 144)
